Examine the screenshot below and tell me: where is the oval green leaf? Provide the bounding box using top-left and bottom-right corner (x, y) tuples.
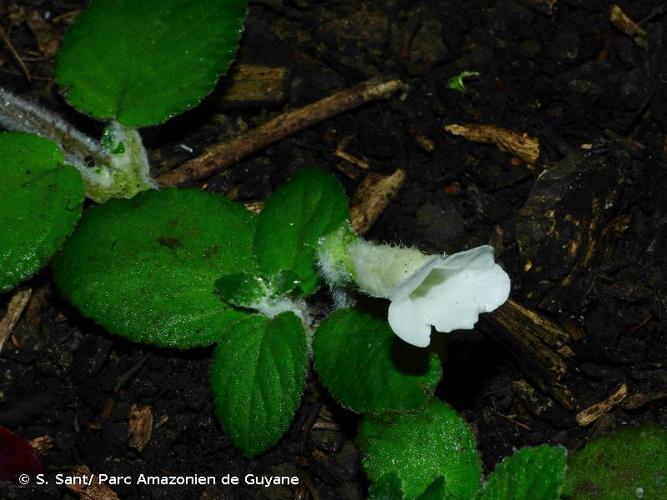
(480, 445), (566, 500)
(56, 0), (248, 127)
(211, 312), (308, 457)
(254, 168), (349, 296)
(359, 401), (481, 500)
(53, 188), (256, 347)
(0, 132), (83, 292)
(313, 309), (441, 413)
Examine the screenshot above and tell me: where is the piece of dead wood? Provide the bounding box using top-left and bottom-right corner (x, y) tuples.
(68, 465), (119, 500)
(127, 404), (153, 452)
(610, 5), (648, 51)
(576, 383), (628, 426)
(217, 64), (289, 108)
(0, 25), (30, 81)
(477, 299), (576, 410)
(350, 169), (406, 235)
(445, 123), (540, 166)
(29, 435), (54, 454)
(334, 136), (370, 171)
(0, 288), (32, 354)
(158, 78), (405, 186)
(25, 10), (59, 57)
(517, 0), (557, 15)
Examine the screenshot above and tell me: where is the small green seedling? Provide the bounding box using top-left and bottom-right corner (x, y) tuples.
(447, 70), (481, 93)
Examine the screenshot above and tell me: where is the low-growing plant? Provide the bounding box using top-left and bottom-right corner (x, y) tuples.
(2, 0), (513, 463)
(2, 1), (665, 498)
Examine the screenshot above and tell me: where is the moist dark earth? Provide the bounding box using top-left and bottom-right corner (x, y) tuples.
(1, 0), (667, 498)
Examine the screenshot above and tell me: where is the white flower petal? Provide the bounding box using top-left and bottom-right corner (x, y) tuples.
(388, 256), (442, 302)
(388, 298), (432, 347)
(386, 245), (511, 347)
(439, 245), (497, 272)
(417, 263), (510, 333)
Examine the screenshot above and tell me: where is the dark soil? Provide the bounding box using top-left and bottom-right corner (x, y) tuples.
(1, 0), (666, 499)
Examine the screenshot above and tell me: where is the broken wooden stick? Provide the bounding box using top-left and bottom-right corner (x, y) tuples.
(477, 299), (576, 410)
(350, 169), (406, 234)
(445, 123), (540, 166)
(0, 288), (32, 354)
(576, 383), (628, 426)
(158, 78), (405, 186)
(127, 404), (154, 452)
(610, 5), (648, 51)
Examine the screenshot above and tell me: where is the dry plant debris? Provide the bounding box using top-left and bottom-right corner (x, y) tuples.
(350, 169), (406, 235)
(610, 5), (648, 51)
(67, 465), (119, 500)
(158, 78), (405, 186)
(445, 123), (540, 166)
(0, 288), (32, 354)
(127, 404), (154, 452)
(576, 383), (628, 426)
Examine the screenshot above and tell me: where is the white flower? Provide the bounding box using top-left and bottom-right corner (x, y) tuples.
(386, 245), (510, 347)
(317, 228), (511, 348)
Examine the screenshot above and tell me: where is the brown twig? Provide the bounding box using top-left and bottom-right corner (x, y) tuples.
(445, 123), (540, 166)
(350, 169), (406, 234)
(610, 5), (648, 51)
(576, 383), (628, 426)
(0, 288), (32, 354)
(158, 78), (405, 186)
(0, 25), (31, 81)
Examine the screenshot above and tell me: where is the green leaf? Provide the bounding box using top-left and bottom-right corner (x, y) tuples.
(254, 168), (349, 295)
(216, 269), (302, 308)
(56, 0), (248, 127)
(359, 401), (481, 500)
(562, 424), (667, 500)
(210, 312), (308, 457)
(370, 473), (405, 500)
(53, 188), (256, 347)
(216, 272), (269, 308)
(313, 309), (441, 413)
(0, 132), (83, 292)
(418, 477), (450, 500)
(479, 446), (566, 500)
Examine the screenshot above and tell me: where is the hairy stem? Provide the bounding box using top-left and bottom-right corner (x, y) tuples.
(0, 87), (111, 168)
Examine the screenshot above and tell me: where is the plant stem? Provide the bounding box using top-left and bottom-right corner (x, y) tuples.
(0, 86), (110, 168)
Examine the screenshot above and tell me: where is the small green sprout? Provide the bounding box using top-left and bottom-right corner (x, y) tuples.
(446, 70), (481, 92)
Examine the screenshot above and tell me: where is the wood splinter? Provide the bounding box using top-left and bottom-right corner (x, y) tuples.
(67, 465), (119, 500)
(29, 435), (55, 455)
(127, 404), (154, 452)
(350, 169), (406, 235)
(610, 5), (648, 51)
(576, 383), (628, 427)
(0, 288), (32, 354)
(445, 123), (540, 166)
(159, 78), (405, 186)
